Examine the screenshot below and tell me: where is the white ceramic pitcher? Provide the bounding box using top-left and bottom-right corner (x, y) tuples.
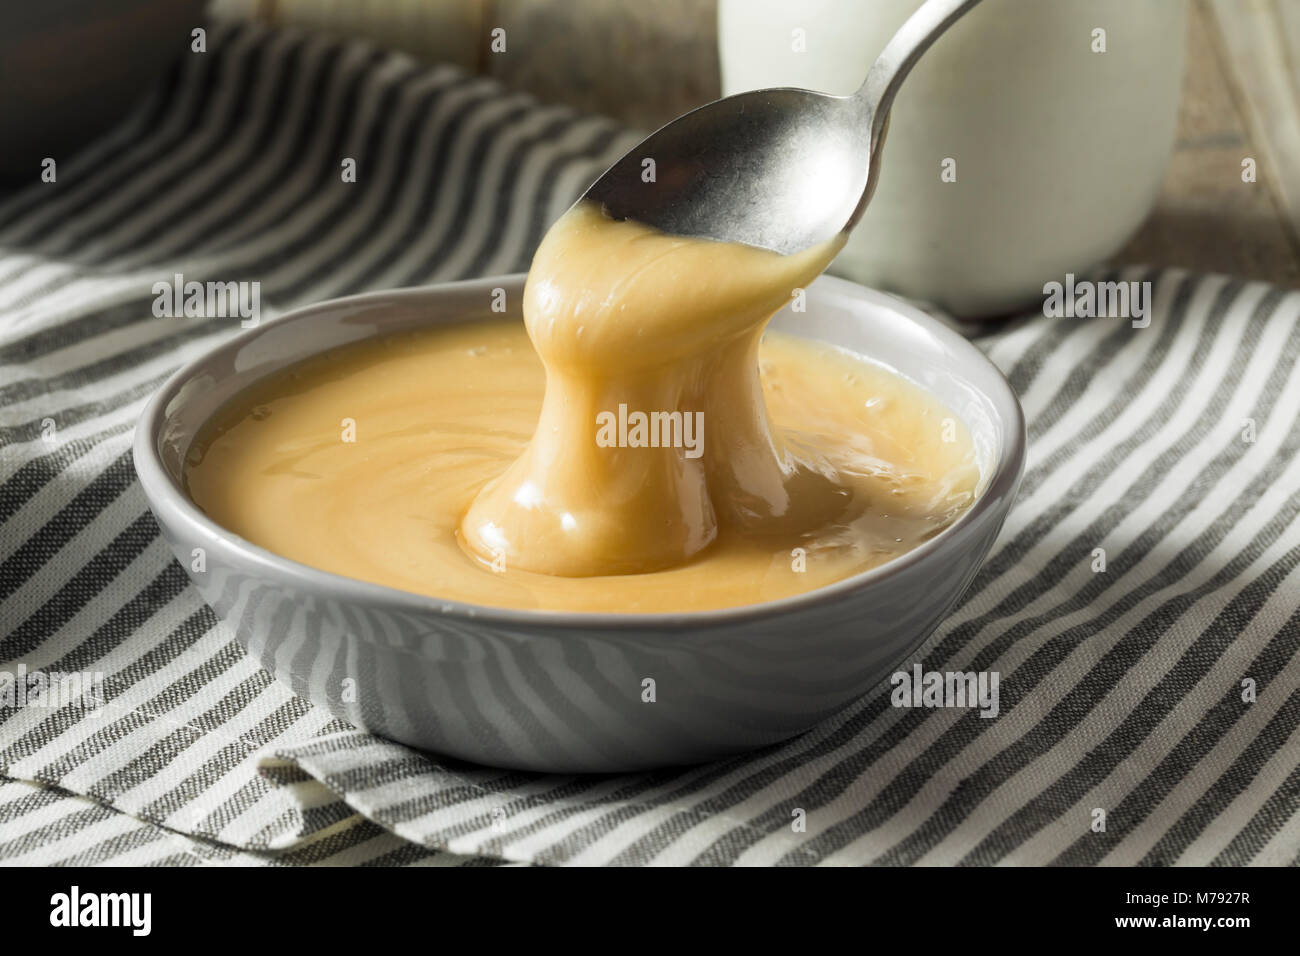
(719, 0), (1187, 318)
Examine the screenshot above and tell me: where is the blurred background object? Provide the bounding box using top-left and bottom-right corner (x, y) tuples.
(0, 0), (206, 183)
(5, 0), (1297, 294)
(210, 0), (480, 70)
(207, 0), (1300, 296)
(211, 0), (719, 129)
(1131, 0), (1300, 290)
(722, 0), (1188, 317)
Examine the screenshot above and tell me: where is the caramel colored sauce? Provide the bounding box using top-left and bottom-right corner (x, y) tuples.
(186, 203), (977, 612)
(186, 330), (977, 612)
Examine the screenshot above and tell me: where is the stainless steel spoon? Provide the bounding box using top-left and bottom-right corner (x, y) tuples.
(582, 0), (982, 255)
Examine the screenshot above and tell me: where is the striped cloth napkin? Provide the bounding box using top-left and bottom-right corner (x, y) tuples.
(2, 20), (1298, 867)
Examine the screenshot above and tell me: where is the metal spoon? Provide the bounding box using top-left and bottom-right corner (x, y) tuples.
(582, 0), (982, 255)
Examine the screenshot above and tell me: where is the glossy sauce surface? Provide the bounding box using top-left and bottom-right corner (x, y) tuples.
(186, 204), (979, 612)
(187, 328), (979, 612)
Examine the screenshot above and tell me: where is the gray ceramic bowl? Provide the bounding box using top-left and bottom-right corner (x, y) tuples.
(134, 274), (1025, 772)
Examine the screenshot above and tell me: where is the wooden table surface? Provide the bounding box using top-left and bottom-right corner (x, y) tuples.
(1116, 0), (1300, 287)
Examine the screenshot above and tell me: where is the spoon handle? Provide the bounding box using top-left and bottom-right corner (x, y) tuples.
(857, 0), (983, 144)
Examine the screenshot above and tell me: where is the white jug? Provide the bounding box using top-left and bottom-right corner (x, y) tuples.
(719, 0), (1187, 317)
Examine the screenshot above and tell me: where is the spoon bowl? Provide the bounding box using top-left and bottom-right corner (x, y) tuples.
(586, 88), (875, 256)
(583, 0), (981, 253)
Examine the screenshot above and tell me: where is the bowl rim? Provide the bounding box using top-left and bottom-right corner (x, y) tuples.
(134, 272), (1026, 632)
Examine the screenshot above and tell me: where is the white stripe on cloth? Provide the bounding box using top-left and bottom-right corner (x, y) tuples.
(0, 776), (479, 866)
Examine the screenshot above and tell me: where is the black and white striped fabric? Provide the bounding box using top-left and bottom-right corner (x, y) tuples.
(2, 21), (1298, 867)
